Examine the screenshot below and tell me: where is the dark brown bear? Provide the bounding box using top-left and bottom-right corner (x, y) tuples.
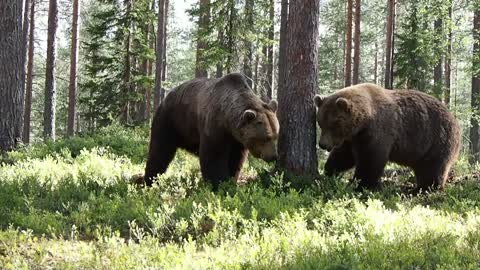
(314, 83), (461, 191)
(144, 73), (279, 190)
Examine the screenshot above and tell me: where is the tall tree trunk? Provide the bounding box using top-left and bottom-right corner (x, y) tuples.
(226, 0), (235, 74)
(243, 0), (254, 88)
(145, 0), (155, 120)
(67, 0), (80, 136)
(344, 0), (353, 87)
(278, 0), (288, 99)
(352, 0), (361, 85)
(216, 28), (224, 78)
(162, 0), (168, 82)
(384, 0), (395, 89)
(23, 0), (35, 144)
(195, 0), (209, 78)
(139, 23), (150, 122)
(0, 0), (23, 151)
(278, 0), (320, 179)
(266, 0), (274, 99)
(44, 0), (58, 140)
(434, 18), (443, 98)
(253, 52), (259, 93)
(444, 2), (452, 106)
(261, 45), (268, 100)
(470, 7), (480, 163)
(123, 0), (132, 123)
(17, 0), (30, 142)
(374, 41), (378, 84)
(154, 0), (166, 109)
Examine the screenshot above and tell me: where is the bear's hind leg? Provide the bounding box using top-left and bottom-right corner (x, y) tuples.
(324, 142), (355, 177)
(414, 159), (451, 192)
(144, 114), (178, 186)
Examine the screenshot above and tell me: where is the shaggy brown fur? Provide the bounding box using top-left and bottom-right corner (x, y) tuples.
(314, 83), (461, 191)
(144, 73), (279, 190)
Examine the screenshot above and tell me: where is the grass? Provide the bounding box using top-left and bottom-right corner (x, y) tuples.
(0, 125), (479, 269)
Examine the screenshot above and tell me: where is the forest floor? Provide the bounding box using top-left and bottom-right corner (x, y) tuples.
(0, 124), (479, 269)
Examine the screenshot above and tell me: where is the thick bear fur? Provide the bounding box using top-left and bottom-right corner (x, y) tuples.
(144, 73), (279, 190)
(314, 83), (461, 191)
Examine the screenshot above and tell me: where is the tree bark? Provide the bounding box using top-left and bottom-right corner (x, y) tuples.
(374, 41), (378, 84)
(0, 0), (23, 151)
(23, 0), (35, 144)
(266, 0), (274, 99)
(162, 0), (168, 82)
(44, 0), (58, 140)
(277, 0), (320, 178)
(352, 0), (361, 85)
(278, 0), (288, 100)
(216, 28), (224, 78)
(195, 0), (209, 78)
(434, 18), (443, 98)
(67, 0), (80, 136)
(17, 0), (30, 142)
(470, 7), (480, 163)
(154, 0), (166, 109)
(384, 0), (395, 89)
(444, 3), (452, 106)
(243, 0), (254, 88)
(344, 0), (353, 87)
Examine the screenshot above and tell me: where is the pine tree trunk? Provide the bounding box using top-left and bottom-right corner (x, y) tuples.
(444, 3), (452, 106)
(0, 0), (23, 151)
(278, 0), (288, 99)
(67, 0), (80, 136)
(226, 0), (235, 74)
(277, 0), (320, 179)
(352, 0), (361, 85)
(44, 0), (58, 140)
(384, 0), (395, 89)
(243, 0), (254, 88)
(434, 18), (443, 98)
(266, 0), (274, 99)
(216, 28), (224, 78)
(195, 0), (209, 78)
(17, 0), (29, 142)
(154, 0), (166, 109)
(345, 0), (353, 87)
(123, 0), (132, 123)
(162, 0), (168, 82)
(470, 8), (480, 163)
(23, 0), (35, 144)
(374, 41), (378, 84)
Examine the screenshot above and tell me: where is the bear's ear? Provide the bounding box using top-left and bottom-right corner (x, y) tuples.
(268, 100), (278, 112)
(242, 109), (257, 122)
(335, 97), (351, 112)
(314, 95), (324, 107)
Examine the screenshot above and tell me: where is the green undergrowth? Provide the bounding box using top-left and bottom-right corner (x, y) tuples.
(0, 128), (480, 269)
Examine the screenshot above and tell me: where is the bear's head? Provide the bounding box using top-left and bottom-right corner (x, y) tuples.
(314, 91), (372, 151)
(235, 100), (279, 162)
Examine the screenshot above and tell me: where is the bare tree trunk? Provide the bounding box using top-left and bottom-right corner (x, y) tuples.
(162, 0), (168, 82)
(226, 0), (235, 74)
(243, 0), (254, 88)
(278, 0), (320, 179)
(352, 0), (361, 85)
(434, 18), (443, 98)
(278, 0), (288, 98)
(0, 0), (24, 151)
(122, 0), (132, 123)
(444, 2), (452, 106)
(384, 0), (395, 89)
(67, 0), (80, 136)
(16, 0), (30, 142)
(154, 0), (166, 109)
(344, 0), (353, 87)
(216, 28), (224, 78)
(470, 8), (480, 163)
(195, 0), (209, 78)
(266, 0), (274, 99)
(253, 52), (259, 93)
(44, 0), (58, 140)
(374, 41), (378, 84)
(23, 0), (35, 144)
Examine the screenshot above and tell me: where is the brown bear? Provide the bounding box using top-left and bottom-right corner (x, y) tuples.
(314, 83), (461, 191)
(144, 73), (279, 190)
